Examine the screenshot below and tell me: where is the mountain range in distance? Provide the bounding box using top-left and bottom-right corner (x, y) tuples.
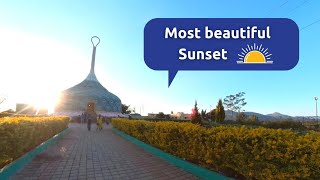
(224, 110), (318, 121)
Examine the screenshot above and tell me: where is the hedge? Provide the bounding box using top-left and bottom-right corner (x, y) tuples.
(112, 118), (320, 179)
(0, 116), (69, 168)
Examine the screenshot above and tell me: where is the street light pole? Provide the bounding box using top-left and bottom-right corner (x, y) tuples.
(210, 105), (212, 121)
(315, 97), (318, 124)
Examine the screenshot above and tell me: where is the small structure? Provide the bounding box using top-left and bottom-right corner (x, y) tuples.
(15, 103), (48, 115)
(170, 112), (191, 120)
(16, 104), (36, 114)
(147, 113), (157, 118)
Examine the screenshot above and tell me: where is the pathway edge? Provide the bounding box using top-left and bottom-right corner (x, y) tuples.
(0, 127), (70, 180)
(112, 128), (230, 180)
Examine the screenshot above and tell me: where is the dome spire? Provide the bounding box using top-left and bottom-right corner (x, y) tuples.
(90, 36), (100, 74)
(86, 36), (100, 81)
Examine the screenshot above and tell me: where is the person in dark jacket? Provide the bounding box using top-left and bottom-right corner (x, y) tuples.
(87, 114), (92, 131)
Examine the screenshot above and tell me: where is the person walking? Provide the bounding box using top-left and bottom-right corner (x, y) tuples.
(87, 113), (92, 131)
(97, 114), (103, 131)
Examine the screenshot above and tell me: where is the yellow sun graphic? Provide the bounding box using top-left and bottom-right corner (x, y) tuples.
(237, 43), (273, 64)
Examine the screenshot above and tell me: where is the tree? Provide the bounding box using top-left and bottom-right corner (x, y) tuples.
(191, 101), (202, 124)
(248, 115), (259, 122)
(223, 92), (247, 117)
(236, 112), (247, 122)
(201, 109), (207, 121)
(2, 109), (14, 113)
(215, 99), (225, 123)
(156, 112), (165, 119)
(121, 104), (132, 114)
(208, 109), (216, 122)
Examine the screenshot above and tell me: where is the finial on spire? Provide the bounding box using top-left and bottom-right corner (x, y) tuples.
(91, 36), (100, 47)
(90, 36), (100, 74)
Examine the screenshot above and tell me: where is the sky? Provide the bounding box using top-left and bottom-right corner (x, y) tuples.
(0, 0), (319, 116)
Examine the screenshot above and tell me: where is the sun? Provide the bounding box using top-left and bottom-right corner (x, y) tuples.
(237, 43), (273, 64)
(26, 90), (60, 115)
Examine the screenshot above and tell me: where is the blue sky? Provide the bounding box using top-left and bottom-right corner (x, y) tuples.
(0, 0), (319, 116)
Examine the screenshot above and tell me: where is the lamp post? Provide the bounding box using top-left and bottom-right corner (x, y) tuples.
(210, 105), (212, 121)
(315, 97), (318, 124)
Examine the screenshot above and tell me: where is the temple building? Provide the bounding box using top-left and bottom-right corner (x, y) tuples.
(54, 36), (122, 116)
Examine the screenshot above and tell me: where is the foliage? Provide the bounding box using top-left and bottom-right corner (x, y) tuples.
(236, 112), (247, 122)
(112, 118), (320, 179)
(207, 109), (216, 122)
(0, 112), (14, 118)
(0, 113), (39, 119)
(121, 104), (131, 114)
(219, 118), (307, 131)
(215, 99), (225, 123)
(0, 116), (69, 168)
(136, 118), (190, 123)
(262, 119), (307, 131)
(303, 121), (320, 132)
(248, 115), (259, 122)
(223, 92), (247, 116)
(191, 101), (202, 124)
(200, 109), (207, 121)
(1, 109), (14, 113)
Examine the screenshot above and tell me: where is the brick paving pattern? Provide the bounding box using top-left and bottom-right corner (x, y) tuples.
(12, 123), (198, 180)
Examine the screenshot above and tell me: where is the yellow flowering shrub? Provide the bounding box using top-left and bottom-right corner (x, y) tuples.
(112, 118), (320, 179)
(0, 116), (69, 168)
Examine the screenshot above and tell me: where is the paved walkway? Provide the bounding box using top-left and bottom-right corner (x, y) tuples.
(12, 124), (198, 180)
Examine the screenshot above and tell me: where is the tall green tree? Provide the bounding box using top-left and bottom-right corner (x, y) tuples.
(200, 109), (207, 121)
(248, 115), (259, 122)
(236, 112), (247, 122)
(223, 92), (247, 117)
(121, 104), (132, 114)
(191, 101), (202, 124)
(208, 109), (216, 122)
(215, 99), (225, 123)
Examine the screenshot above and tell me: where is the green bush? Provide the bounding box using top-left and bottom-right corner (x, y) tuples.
(262, 119), (306, 131)
(220, 119), (307, 131)
(112, 118), (320, 179)
(0, 116), (69, 168)
(142, 118), (190, 123)
(0, 112), (14, 118)
(303, 121), (320, 132)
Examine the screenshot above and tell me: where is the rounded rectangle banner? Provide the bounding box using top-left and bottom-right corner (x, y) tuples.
(144, 18), (299, 86)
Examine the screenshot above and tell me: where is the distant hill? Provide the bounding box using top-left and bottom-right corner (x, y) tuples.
(266, 112), (292, 120)
(225, 110), (277, 121)
(224, 110), (317, 121)
(245, 112), (277, 121)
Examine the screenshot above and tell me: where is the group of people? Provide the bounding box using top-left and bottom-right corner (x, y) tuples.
(80, 112), (109, 131)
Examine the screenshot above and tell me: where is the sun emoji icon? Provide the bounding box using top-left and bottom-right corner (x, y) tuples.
(237, 43), (273, 64)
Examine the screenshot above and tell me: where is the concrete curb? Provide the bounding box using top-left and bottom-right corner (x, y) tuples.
(112, 128), (230, 180)
(0, 128), (70, 180)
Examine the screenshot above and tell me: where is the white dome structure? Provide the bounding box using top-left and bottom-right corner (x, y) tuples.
(54, 36), (122, 115)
